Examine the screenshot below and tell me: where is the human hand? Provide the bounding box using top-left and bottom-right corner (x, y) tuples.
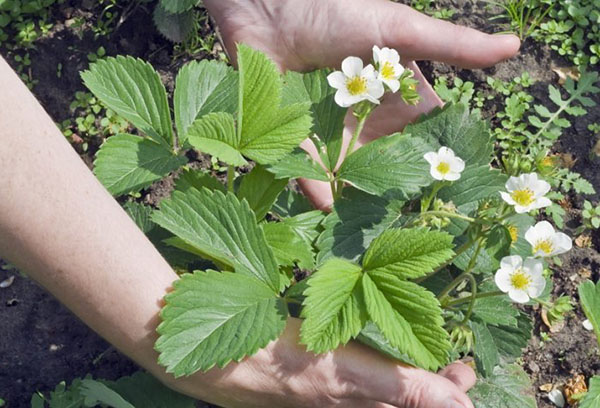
(204, 0), (521, 209)
(166, 318), (476, 408)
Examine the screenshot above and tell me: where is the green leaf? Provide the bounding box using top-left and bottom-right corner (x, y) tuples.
(362, 228), (454, 279)
(124, 202), (155, 233)
(263, 222), (315, 270)
(153, 4), (195, 43)
(152, 188), (280, 292)
(174, 60), (238, 142)
(273, 188), (314, 217)
(300, 258), (367, 353)
(93, 134), (187, 196)
(46, 378), (87, 408)
(80, 380), (134, 408)
(356, 321), (415, 365)
(487, 312), (532, 359)
(266, 148), (330, 182)
(316, 189), (405, 263)
(174, 168), (226, 193)
(237, 45), (312, 164)
(337, 133), (431, 196)
(82, 56), (173, 146)
(282, 70), (347, 170)
(468, 364), (537, 408)
(472, 294), (518, 327)
(187, 112), (247, 167)
(579, 280), (600, 346)
(159, 0), (198, 14)
(471, 321), (500, 377)
(106, 372), (195, 408)
(281, 210), (325, 246)
(238, 165), (288, 220)
(403, 103), (493, 167)
(580, 376), (600, 408)
(156, 271), (287, 376)
(437, 166), (507, 208)
(506, 214), (535, 258)
(362, 271), (450, 370)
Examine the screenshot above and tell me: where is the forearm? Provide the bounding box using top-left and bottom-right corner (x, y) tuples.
(0, 55), (177, 383)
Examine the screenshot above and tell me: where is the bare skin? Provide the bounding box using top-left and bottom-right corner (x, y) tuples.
(0, 1), (520, 407)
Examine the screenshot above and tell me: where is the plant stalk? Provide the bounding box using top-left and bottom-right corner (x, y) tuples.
(227, 165), (235, 192)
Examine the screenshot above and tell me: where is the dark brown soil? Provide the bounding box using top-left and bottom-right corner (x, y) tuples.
(1, 0), (599, 407)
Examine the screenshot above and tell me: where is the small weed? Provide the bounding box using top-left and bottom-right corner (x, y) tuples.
(488, 0), (554, 40)
(411, 0), (455, 20)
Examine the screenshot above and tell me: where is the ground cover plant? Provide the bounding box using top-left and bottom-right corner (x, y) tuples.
(1, 1), (599, 407)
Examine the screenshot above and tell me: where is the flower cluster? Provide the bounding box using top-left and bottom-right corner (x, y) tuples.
(327, 45), (413, 108)
(494, 172), (573, 303)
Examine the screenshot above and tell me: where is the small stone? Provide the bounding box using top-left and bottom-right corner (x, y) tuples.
(0, 275), (14, 288)
(547, 389), (565, 407)
(583, 319), (594, 331)
(49, 344), (61, 352)
(528, 361), (540, 373)
(6, 298), (18, 307)
(540, 383), (554, 392)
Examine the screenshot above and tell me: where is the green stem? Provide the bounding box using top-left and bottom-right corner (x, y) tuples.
(438, 237), (484, 301)
(421, 211), (475, 223)
(420, 182), (447, 212)
(227, 165), (235, 192)
(346, 113), (368, 160)
(446, 290), (505, 307)
(460, 274), (477, 324)
(533, 297), (552, 308)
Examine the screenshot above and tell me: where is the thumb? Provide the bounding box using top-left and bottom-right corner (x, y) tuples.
(376, 1), (521, 68)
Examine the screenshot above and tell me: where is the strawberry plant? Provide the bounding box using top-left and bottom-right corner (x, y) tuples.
(82, 44), (579, 404)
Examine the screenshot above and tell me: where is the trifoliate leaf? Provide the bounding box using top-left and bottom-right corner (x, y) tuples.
(237, 45), (312, 164)
(159, 0), (198, 14)
(237, 165), (288, 220)
(471, 321), (500, 377)
(187, 112), (246, 166)
(174, 168), (226, 193)
(82, 56), (173, 146)
(404, 103), (493, 167)
(356, 321), (415, 365)
(282, 70), (347, 170)
(93, 134), (187, 196)
(580, 376), (600, 408)
(337, 133), (431, 196)
(266, 148), (330, 182)
(468, 364), (537, 408)
(153, 4), (196, 43)
(263, 222), (315, 270)
(300, 258), (367, 353)
(472, 292), (519, 327)
(174, 60), (238, 142)
(152, 188), (280, 292)
(156, 271), (287, 376)
(362, 228), (454, 279)
(362, 272), (450, 370)
(316, 189), (405, 263)
(579, 280), (600, 346)
(46, 378), (87, 408)
(281, 210), (325, 247)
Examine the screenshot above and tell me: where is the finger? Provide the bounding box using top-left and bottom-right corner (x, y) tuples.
(376, 1), (520, 68)
(438, 361), (477, 393)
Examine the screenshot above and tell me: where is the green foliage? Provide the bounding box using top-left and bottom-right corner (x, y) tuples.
(579, 279), (600, 346)
(544, 295), (573, 326)
(468, 364), (537, 408)
(582, 200), (600, 230)
(153, 2), (197, 43)
(156, 270), (287, 376)
(489, 0), (554, 40)
(410, 0), (455, 19)
(93, 134), (187, 196)
(580, 376), (600, 408)
(237, 165), (288, 220)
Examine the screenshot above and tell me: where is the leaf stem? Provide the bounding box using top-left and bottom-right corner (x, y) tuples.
(445, 290), (505, 307)
(346, 111), (368, 157)
(415, 233), (480, 284)
(459, 274), (477, 324)
(437, 237), (484, 301)
(420, 210), (476, 223)
(227, 165), (235, 192)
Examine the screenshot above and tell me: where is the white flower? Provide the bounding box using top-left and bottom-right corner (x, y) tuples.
(525, 221), (572, 257)
(327, 56), (384, 107)
(547, 389), (565, 407)
(495, 255), (546, 303)
(423, 147), (465, 181)
(500, 173), (552, 213)
(583, 319), (594, 331)
(373, 45), (404, 93)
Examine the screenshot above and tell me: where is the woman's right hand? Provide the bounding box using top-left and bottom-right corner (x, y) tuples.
(164, 318), (476, 408)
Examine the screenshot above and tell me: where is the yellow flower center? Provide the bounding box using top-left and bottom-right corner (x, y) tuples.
(346, 76), (367, 96)
(534, 239), (554, 255)
(508, 225), (519, 243)
(510, 269), (531, 290)
(436, 161), (451, 175)
(511, 189), (535, 206)
(380, 62), (395, 80)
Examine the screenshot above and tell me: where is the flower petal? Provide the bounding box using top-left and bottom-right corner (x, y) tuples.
(523, 257), (544, 277)
(509, 289), (530, 304)
(367, 78), (384, 99)
(532, 196), (552, 210)
(372, 45), (382, 64)
(505, 176), (523, 192)
(533, 179), (551, 197)
(494, 268), (513, 292)
(423, 152), (438, 165)
(553, 232), (572, 254)
(342, 56), (364, 77)
(384, 78), (400, 93)
(327, 71), (347, 90)
(444, 171), (461, 181)
(500, 191), (516, 205)
(527, 275), (546, 298)
(501, 255), (523, 271)
(450, 156), (465, 173)
(430, 167), (444, 180)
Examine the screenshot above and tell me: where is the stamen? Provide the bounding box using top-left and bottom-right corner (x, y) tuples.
(346, 76), (367, 95)
(511, 189), (535, 206)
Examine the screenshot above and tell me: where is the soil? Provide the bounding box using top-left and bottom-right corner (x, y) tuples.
(1, 0), (599, 407)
